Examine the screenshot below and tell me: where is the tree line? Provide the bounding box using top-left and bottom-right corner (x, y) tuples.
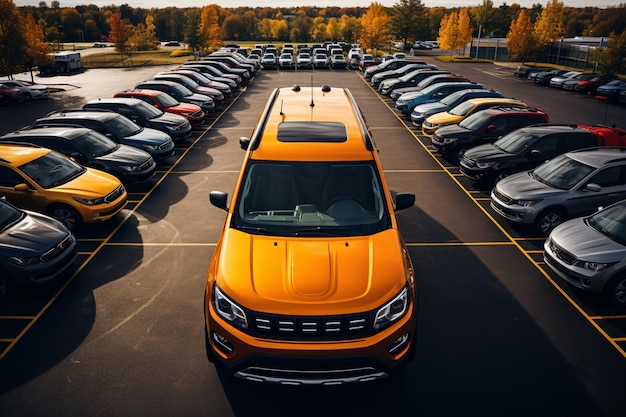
(1, 0), (625, 77)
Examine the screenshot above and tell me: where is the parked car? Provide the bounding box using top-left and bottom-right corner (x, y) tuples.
(514, 65), (551, 78)
(390, 73), (470, 99)
(358, 54), (376, 72)
(113, 89), (205, 128)
(152, 73), (224, 106)
(395, 82), (484, 115)
(134, 79), (216, 113)
(533, 69), (571, 85)
(0, 197), (77, 300)
(0, 79), (49, 99)
(544, 199), (626, 307)
(0, 83), (25, 106)
(180, 63), (243, 86)
(573, 75), (607, 94)
(410, 88), (504, 127)
(329, 53), (347, 69)
(430, 106), (549, 161)
(162, 69), (234, 97)
(372, 63), (436, 89)
(363, 58), (409, 79)
(313, 53), (329, 69)
(278, 53), (294, 70)
(459, 124), (621, 187)
(491, 147), (626, 235)
(562, 73), (597, 90)
(296, 52), (312, 69)
(549, 71), (582, 88)
(196, 60), (250, 84)
(382, 69), (450, 97)
(421, 97), (527, 137)
(83, 97), (192, 141)
(0, 143), (127, 230)
(595, 79), (626, 102)
(0, 126), (156, 185)
(31, 109), (176, 162)
(261, 53), (277, 69)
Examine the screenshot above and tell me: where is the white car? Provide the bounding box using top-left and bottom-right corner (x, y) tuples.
(0, 80), (49, 99)
(549, 71), (582, 88)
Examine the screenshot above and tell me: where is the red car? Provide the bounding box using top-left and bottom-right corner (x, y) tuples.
(0, 83), (26, 106)
(573, 75), (607, 94)
(114, 89), (205, 127)
(358, 54), (377, 72)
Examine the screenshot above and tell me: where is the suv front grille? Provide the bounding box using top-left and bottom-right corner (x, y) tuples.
(139, 158), (154, 171)
(41, 233), (75, 263)
(249, 312), (371, 341)
(546, 238), (576, 265)
(492, 189), (513, 204)
(105, 185), (125, 203)
(460, 154), (476, 168)
(158, 139), (173, 150)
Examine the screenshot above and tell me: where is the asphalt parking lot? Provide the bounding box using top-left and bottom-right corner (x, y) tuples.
(1, 58), (626, 417)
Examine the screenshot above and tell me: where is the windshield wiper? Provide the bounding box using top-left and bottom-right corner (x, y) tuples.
(294, 226), (355, 236)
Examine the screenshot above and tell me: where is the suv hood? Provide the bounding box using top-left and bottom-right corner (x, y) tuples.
(127, 126), (172, 144)
(433, 123), (473, 138)
(1, 211), (70, 256)
(496, 171), (565, 200)
(413, 102), (447, 115)
(216, 229), (408, 314)
(551, 218), (626, 259)
(150, 111), (189, 128)
(103, 144), (152, 164)
(463, 143), (510, 161)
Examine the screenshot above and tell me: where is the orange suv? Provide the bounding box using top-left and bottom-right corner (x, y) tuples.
(204, 85), (418, 385)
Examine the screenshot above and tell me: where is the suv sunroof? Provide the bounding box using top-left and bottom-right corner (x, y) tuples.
(277, 122), (347, 143)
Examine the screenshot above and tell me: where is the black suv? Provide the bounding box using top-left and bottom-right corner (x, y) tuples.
(83, 97), (192, 141)
(133, 80), (216, 113)
(430, 106), (550, 162)
(459, 124), (599, 187)
(0, 126), (156, 185)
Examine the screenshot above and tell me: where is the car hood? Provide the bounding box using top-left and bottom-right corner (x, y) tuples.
(432, 123), (472, 138)
(215, 229), (408, 314)
(463, 143), (510, 161)
(413, 102), (447, 115)
(550, 218), (626, 260)
(150, 111), (189, 127)
(426, 111), (463, 125)
(127, 127), (172, 144)
(185, 92), (215, 104)
(496, 171), (564, 199)
(596, 85), (624, 93)
(1, 211), (70, 256)
(53, 167), (122, 199)
(104, 144), (152, 163)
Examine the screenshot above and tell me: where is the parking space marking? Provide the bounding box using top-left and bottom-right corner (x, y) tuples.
(363, 75), (626, 359)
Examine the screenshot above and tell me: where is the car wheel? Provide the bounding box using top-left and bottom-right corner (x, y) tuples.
(0, 271), (13, 300)
(535, 208), (564, 235)
(47, 204), (83, 231)
(606, 273), (626, 308)
(24, 92), (33, 100)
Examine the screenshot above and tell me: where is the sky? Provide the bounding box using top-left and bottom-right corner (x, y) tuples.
(11, 0), (626, 8)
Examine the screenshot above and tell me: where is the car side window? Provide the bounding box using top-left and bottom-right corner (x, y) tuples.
(0, 166), (28, 188)
(588, 166), (625, 188)
(557, 133), (595, 153)
(532, 135), (558, 155)
(489, 115), (508, 132)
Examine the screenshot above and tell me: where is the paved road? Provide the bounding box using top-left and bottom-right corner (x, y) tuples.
(0, 60), (625, 417)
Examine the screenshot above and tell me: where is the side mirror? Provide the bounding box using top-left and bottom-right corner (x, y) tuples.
(14, 183), (30, 192)
(530, 149), (542, 158)
(239, 136), (250, 150)
(393, 192), (415, 211)
(586, 183), (601, 192)
(209, 191), (229, 211)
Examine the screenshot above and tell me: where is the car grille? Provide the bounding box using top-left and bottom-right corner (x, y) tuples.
(492, 189), (513, 204)
(41, 233), (75, 263)
(139, 158), (154, 171)
(158, 139), (173, 150)
(249, 312), (371, 341)
(105, 185), (125, 203)
(460, 154), (476, 168)
(191, 110), (204, 118)
(546, 238), (576, 265)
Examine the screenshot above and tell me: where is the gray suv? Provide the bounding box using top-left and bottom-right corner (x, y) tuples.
(491, 147), (626, 235)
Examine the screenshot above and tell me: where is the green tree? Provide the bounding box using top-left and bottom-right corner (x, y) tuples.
(183, 8), (201, 52)
(389, 0), (427, 48)
(359, 2), (389, 52)
(591, 30), (626, 78)
(0, 0), (27, 77)
(129, 15), (157, 51)
(507, 9), (538, 64)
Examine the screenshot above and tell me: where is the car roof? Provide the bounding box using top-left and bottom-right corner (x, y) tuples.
(116, 89), (162, 97)
(247, 86), (374, 162)
(566, 147), (626, 168)
(463, 97), (524, 106)
(86, 97), (143, 106)
(38, 110), (119, 121)
(2, 126), (91, 139)
(0, 143), (51, 165)
(516, 124), (588, 135)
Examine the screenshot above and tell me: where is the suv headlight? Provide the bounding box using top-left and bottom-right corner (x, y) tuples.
(514, 199), (542, 206)
(475, 161), (498, 169)
(74, 196), (105, 205)
(213, 284), (248, 329)
(373, 286), (409, 330)
(573, 260), (617, 272)
(6, 255), (40, 266)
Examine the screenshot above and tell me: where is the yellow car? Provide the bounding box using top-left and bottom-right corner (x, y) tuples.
(422, 97), (527, 137)
(0, 143), (127, 230)
(204, 85), (418, 385)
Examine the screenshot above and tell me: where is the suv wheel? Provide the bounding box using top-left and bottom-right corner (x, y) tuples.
(606, 273), (626, 308)
(47, 204), (83, 231)
(535, 208), (564, 235)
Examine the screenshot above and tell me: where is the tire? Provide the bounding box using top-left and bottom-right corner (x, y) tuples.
(534, 208), (564, 235)
(606, 273), (626, 308)
(24, 93), (33, 100)
(47, 204), (83, 231)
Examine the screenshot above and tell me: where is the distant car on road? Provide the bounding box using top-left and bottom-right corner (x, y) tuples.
(0, 79), (49, 100)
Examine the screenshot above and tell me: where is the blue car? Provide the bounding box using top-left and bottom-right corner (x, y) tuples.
(395, 82), (484, 115)
(595, 79), (626, 102)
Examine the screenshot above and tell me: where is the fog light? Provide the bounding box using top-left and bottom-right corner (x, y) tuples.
(211, 331), (234, 354)
(388, 333), (409, 354)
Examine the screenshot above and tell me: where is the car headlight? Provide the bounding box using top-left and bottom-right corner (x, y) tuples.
(396, 99), (409, 106)
(439, 137), (458, 145)
(118, 164), (140, 172)
(6, 255), (40, 266)
(213, 284), (248, 329)
(74, 196), (105, 205)
(142, 143), (161, 151)
(573, 260), (617, 272)
(373, 286), (409, 330)
(475, 161), (498, 169)
(514, 199), (542, 206)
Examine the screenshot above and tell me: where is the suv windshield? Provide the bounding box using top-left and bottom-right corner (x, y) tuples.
(232, 161), (391, 236)
(154, 92), (180, 108)
(132, 100), (164, 118)
(75, 131), (120, 157)
(531, 154), (595, 190)
(449, 100), (478, 116)
(0, 200), (23, 230)
(20, 151), (85, 188)
(458, 110), (492, 130)
(104, 115), (143, 136)
(493, 130), (539, 153)
(587, 202), (626, 245)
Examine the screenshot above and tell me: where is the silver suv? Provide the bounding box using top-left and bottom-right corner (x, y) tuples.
(491, 147), (626, 235)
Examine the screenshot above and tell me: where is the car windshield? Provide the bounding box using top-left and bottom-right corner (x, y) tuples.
(492, 130), (539, 153)
(169, 83), (193, 97)
(155, 92), (180, 108)
(74, 131), (119, 157)
(0, 200), (23, 231)
(448, 100), (478, 116)
(20, 151), (85, 188)
(232, 161), (391, 236)
(531, 154), (595, 190)
(104, 115), (143, 136)
(132, 100), (164, 118)
(586, 202), (626, 246)
(458, 110), (492, 130)
(439, 90), (469, 105)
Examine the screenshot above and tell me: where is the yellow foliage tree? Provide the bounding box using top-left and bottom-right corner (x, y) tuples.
(437, 7), (472, 57)
(199, 4), (222, 53)
(533, 0), (564, 46)
(24, 13), (52, 70)
(359, 2), (389, 52)
(507, 9), (539, 64)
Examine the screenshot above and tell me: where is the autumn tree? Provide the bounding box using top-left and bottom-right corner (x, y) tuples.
(198, 4), (222, 52)
(128, 15), (157, 51)
(339, 14), (360, 43)
(107, 12), (132, 65)
(591, 30), (626, 78)
(437, 8), (472, 57)
(507, 9), (538, 64)
(0, 0), (27, 77)
(533, 0), (564, 46)
(471, 0), (499, 37)
(389, 0), (427, 49)
(23, 13), (52, 81)
(359, 2), (389, 52)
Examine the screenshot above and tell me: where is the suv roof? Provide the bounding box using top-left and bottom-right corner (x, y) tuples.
(38, 109), (119, 123)
(5, 125), (92, 139)
(479, 105), (546, 116)
(567, 146), (626, 167)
